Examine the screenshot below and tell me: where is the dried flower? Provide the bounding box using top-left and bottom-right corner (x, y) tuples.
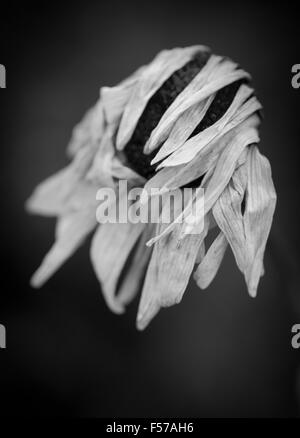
(26, 45), (277, 330)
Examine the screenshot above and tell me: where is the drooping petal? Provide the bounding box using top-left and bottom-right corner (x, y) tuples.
(243, 145), (277, 297)
(136, 196), (207, 330)
(194, 230), (228, 289)
(137, 223), (206, 331)
(116, 223), (155, 309)
(30, 208), (97, 288)
(90, 221), (146, 314)
(211, 145), (276, 297)
(196, 241), (206, 264)
(150, 95), (215, 164)
(26, 146), (98, 217)
(26, 166), (77, 216)
(212, 160), (248, 274)
(200, 120), (259, 215)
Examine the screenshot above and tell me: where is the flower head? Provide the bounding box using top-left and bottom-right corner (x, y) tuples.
(26, 45), (276, 330)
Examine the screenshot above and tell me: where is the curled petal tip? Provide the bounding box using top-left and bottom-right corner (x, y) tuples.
(25, 195), (47, 216)
(136, 310), (147, 331)
(30, 270), (45, 289)
(143, 141), (151, 155)
(136, 302), (159, 330)
(193, 275), (209, 291)
(105, 298), (125, 315)
(248, 287), (257, 298)
(136, 314), (151, 331)
(136, 319), (146, 331)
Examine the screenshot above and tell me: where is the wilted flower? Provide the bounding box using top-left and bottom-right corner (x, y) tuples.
(27, 45), (277, 330)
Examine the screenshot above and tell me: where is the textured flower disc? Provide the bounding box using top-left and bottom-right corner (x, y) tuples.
(124, 50), (248, 181)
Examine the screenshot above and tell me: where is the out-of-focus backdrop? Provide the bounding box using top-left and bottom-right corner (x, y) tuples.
(0, 0), (299, 417)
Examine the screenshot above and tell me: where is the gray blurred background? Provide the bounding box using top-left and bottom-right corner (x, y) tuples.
(0, 0), (299, 417)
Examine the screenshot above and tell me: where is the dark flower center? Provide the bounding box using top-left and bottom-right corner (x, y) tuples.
(123, 51), (248, 180)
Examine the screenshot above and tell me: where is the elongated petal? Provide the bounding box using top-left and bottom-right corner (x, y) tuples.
(243, 146), (277, 296)
(31, 209), (97, 288)
(137, 223), (206, 330)
(196, 241), (206, 264)
(116, 223), (155, 309)
(137, 197), (207, 330)
(212, 161), (248, 273)
(116, 46), (206, 150)
(90, 221), (146, 314)
(151, 95), (215, 164)
(201, 122), (259, 215)
(194, 231), (228, 289)
(26, 167), (77, 216)
(27, 145), (98, 216)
